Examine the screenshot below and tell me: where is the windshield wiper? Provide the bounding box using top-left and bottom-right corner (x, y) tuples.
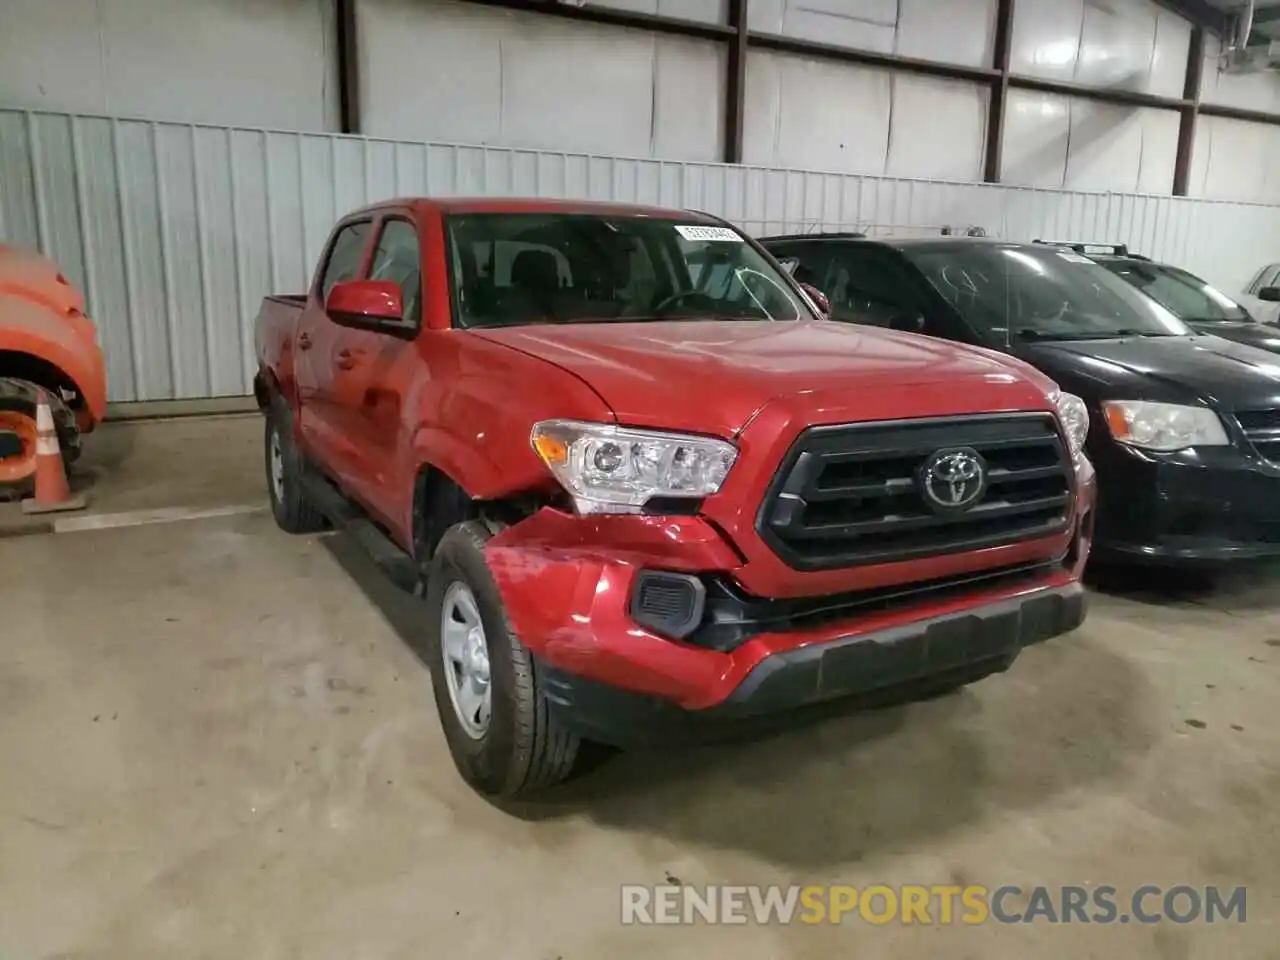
(1014, 329), (1107, 342)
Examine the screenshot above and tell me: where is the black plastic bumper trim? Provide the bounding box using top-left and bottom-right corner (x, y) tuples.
(538, 581), (1086, 747)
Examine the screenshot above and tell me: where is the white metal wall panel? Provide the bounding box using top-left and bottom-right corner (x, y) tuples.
(743, 51), (988, 181)
(588, 0), (728, 23)
(1188, 115), (1280, 205)
(885, 77), (990, 182)
(3, 108), (1280, 403)
(1200, 35), (1280, 112)
(359, 0), (724, 162)
(1010, 0), (1190, 98)
(896, 0), (996, 68)
(748, 0), (995, 68)
(0, 0), (338, 132)
(1002, 90), (1180, 193)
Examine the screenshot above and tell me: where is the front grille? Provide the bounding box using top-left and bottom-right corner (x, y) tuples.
(1235, 408), (1280, 463)
(758, 413), (1073, 570)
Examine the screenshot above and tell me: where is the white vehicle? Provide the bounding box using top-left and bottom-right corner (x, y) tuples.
(1240, 263), (1280, 323)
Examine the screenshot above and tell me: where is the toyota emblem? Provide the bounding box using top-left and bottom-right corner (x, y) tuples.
(919, 447), (988, 514)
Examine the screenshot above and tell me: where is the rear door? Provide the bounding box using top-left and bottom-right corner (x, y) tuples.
(295, 218), (374, 474)
(330, 215), (425, 525)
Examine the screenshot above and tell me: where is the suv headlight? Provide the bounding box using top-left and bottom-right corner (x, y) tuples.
(1053, 392), (1090, 457)
(1101, 400), (1229, 452)
(530, 419), (738, 514)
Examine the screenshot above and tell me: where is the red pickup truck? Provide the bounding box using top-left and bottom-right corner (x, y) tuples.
(254, 197), (1096, 799)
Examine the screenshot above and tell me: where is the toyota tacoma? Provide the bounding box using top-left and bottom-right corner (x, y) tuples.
(255, 198), (1095, 798)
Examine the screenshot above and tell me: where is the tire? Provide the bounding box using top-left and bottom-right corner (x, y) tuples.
(425, 520), (585, 798)
(264, 396), (326, 534)
(0, 379), (78, 501)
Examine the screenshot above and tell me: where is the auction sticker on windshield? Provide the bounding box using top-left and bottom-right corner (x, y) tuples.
(675, 225), (743, 242)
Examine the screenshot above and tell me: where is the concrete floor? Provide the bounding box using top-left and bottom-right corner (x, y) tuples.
(2, 415), (1279, 958)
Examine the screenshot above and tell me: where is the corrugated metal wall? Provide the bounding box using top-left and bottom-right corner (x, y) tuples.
(4, 107), (1280, 403)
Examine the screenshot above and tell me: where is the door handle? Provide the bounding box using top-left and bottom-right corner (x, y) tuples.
(297, 332), (312, 350)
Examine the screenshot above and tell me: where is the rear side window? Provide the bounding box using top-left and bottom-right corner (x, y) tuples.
(320, 221), (371, 299)
(369, 219), (423, 326)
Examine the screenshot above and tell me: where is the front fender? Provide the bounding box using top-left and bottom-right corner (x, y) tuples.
(407, 334), (614, 503)
(0, 294), (107, 424)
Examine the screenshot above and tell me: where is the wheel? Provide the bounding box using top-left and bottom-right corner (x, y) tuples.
(425, 520), (585, 798)
(264, 395), (326, 534)
(0, 379), (78, 501)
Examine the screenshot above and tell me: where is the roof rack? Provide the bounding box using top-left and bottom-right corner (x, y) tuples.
(757, 231), (868, 241)
(1031, 239), (1151, 260)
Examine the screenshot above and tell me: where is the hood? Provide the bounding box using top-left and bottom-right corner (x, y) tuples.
(1186, 320), (1280, 356)
(473, 320), (1055, 436)
(1019, 334), (1280, 412)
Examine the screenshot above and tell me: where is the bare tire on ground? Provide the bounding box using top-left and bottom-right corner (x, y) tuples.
(425, 520), (587, 798)
(265, 395), (326, 534)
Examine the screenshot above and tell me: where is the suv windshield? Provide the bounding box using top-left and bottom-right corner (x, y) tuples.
(1094, 259), (1251, 323)
(445, 214), (809, 328)
(901, 243), (1192, 345)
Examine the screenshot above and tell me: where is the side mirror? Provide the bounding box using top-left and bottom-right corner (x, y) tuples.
(799, 282), (830, 316)
(1258, 286), (1280, 303)
(326, 279), (415, 338)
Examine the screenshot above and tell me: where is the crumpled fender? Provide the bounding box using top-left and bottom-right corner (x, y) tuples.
(0, 293), (107, 425)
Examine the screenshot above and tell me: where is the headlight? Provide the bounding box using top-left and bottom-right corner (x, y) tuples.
(530, 419), (738, 514)
(1101, 400), (1229, 452)
(1053, 392), (1090, 457)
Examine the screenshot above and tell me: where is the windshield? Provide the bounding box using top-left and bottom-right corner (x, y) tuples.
(444, 214), (810, 328)
(900, 244), (1192, 345)
(1094, 260), (1250, 323)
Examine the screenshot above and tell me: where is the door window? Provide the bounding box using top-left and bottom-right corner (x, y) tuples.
(765, 242), (834, 290)
(818, 247), (921, 326)
(369, 219), (423, 326)
(320, 221), (372, 299)
(1248, 264), (1280, 295)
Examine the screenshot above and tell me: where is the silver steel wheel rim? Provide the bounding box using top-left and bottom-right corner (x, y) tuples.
(269, 428), (286, 504)
(441, 581), (492, 739)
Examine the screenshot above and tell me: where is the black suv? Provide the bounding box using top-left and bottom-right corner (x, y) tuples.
(760, 233), (1280, 566)
(1040, 242), (1280, 356)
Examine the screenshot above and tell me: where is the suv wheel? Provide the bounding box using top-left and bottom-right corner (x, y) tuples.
(0, 379), (79, 501)
(265, 396), (326, 534)
(425, 520), (584, 798)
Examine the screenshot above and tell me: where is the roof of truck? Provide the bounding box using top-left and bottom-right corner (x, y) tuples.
(347, 196), (725, 222)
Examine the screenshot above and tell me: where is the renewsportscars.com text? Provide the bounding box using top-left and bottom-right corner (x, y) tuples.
(620, 884), (1247, 926)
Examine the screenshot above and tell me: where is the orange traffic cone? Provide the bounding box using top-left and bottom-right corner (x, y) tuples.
(21, 394), (87, 515)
